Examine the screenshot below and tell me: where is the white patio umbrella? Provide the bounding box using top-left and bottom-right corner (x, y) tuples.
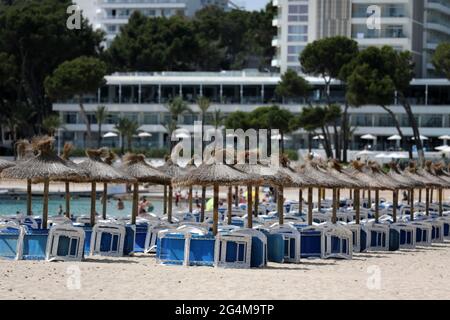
(312, 135), (325, 140)
(271, 134), (292, 141)
(176, 132), (191, 139)
(361, 134), (376, 140)
(435, 145), (449, 151)
(356, 150), (374, 156)
(389, 152), (409, 159)
(375, 153), (390, 159)
(411, 135), (429, 140)
(439, 135), (450, 140)
(103, 132), (118, 138)
(138, 132), (152, 138)
(387, 135), (402, 141)
(441, 146), (450, 153)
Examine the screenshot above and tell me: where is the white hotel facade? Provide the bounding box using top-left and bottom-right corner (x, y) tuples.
(52, 71), (450, 152)
(272, 0), (450, 77)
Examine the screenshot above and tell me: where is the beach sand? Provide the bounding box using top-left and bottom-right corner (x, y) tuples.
(1, 242), (449, 300)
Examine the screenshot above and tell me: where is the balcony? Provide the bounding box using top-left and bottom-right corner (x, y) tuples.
(271, 59), (280, 67)
(272, 16), (280, 27)
(271, 37), (280, 47)
(426, 0), (450, 16)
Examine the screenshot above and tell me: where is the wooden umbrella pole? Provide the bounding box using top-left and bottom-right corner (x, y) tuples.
(90, 182), (97, 226)
(213, 184), (219, 235)
(425, 188), (430, 216)
(439, 188), (443, 217)
(27, 179), (32, 216)
(367, 190), (371, 209)
(188, 186), (193, 213)
(355, 189), (360, 224)
(299, 189), (303, 214)
(362, 189), (365, 202)
(247, 185), (253, 228)
(407, 190), (410, 205)
(42, 178), (50, 230)
(234, 186), (239, 207)
(337, 189), (340, 205)
(102, 182), (108, 220)
(168, 184), (173, 223)
(132, 183), (139, 225)
(349, 188), (353, 200)
(322, 188), (326, 200)
(254, 186), (259, 218)
(430, 189), (434, 204)
(227, 186), (232, 225)
(308, 187), (313, 225)
(201, 186), (206, 222)
(65, 182), (71, 218)
(418, 189), (422, 203)
(374, 189), (379, 222)
(410, 188), (414, 221)
(332, 188), (337, 224)
(278, 186), (284, 225)
(317, 188), (321, 210)
(393, 190), (398, 223)
(163, 184), (167, 215)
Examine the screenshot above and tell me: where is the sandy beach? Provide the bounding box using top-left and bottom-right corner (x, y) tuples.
(1, 242), (449, 300)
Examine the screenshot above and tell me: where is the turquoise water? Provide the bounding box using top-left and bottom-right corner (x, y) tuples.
(0, 198), (164, 217)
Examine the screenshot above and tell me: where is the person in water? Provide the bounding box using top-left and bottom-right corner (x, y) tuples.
(58, 205), (63, 216)
(117, 198), (125, 210)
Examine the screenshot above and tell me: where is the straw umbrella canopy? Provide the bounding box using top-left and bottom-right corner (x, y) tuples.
(59, 143), (90, 218)
(294, 159), (344, 225)
(387, 162), (426, 221)
(119, 153), (171, 224)
(77, 148), (136, 226)
(13, 140), (36, 215)
(1, 137), (82, 229)
(173, 151), (261, 235)
(0, 158), (14, 172)
(423, 161), (450, 216)
(158, 157), (185, 223)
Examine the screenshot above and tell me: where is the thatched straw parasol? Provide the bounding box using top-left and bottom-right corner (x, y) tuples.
(173, 150), (261, 235)
(387, 162), (425, 221)
(1, 137), (82, 228)
(14, 139), (36, 215)
(158, 156), (185, 223)
(424, 161), (450, 216)
(0, 158), (14, 172)
(295, 158), (344, 225)
(119, 153), (171, 224)
(60, 143), (90, 218)
(77, 148), (136, 226)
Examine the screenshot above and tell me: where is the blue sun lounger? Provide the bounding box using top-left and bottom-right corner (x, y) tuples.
(296, 225), (323, 259)
(214, 232), (252, 268)
(391, 223), (416, 249)
(134, 222), (149, 253)
(224, 229), (267, 268)
(157, 226), (215, 266)
(320, 223), (353, 259)
(0, 224), (24, 260)
(263, 225), (301, 263)
(90, 222), (126, 257)
(21, 228), (49, 260)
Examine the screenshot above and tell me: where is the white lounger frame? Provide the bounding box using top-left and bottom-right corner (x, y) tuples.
(320, 223), (353, 260)
(232, 229), (267, 268)
(144, 224), (176, 254)
(268, 225), (301, 263)
(410, 221), (432, 247)
(214, 233), (252, 269)
(428, 220), (444, 243)
(90, 222), (126, 257)
(46, 225), (85, 262)
(0, 222), (25, 260)
(363, 222), (390, 252)
(346, 223), (362, 252)
(390, 223), (416, 249)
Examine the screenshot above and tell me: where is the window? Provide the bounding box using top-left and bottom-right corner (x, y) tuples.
(143, 113), (158, 125)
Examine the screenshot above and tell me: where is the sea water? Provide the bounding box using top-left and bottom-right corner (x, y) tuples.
(0, 197), (165, 218)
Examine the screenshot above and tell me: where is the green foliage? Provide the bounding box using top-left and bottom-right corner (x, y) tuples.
(300, 36), (359, 81)
(224, 111), (252, 131)
(433, 42), (450, 79)
(42, 114), (63, 136)
(165, 96), (192, 123)
(115, 117), (140, 153)
(104, 6), (276, 72)
(284, 149), (299, 161)
(275, 69), (310, 99)
(0, 0), (104, 131)
(45, 57), (107, 100)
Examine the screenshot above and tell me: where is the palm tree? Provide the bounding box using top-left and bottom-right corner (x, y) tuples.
(95, 105), (108, 148)
(42, 114), (64, 136)
(163, 119), (178, 152)
(165, 96), (192, 123)
(212, 109), (224, 130)
(115, 117), (140, 154)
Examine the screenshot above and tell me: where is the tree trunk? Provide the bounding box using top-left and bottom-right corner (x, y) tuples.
(78, 95), (92, 148)
(342, 104), (349, 163)
(98, 123), (102, 148)
(42, 178), (49, 230)
(213, 184), (219, 236)
(90, 182), (96, 226)
(65, 182), (71, 218)
(333, 123), (340, 161)
(247, 185), (253, 228)
(278, 186), (284, 225)
(320, 126), (333, 159)
(308, 132), (312, 153)
(401, 97), (425, 165)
